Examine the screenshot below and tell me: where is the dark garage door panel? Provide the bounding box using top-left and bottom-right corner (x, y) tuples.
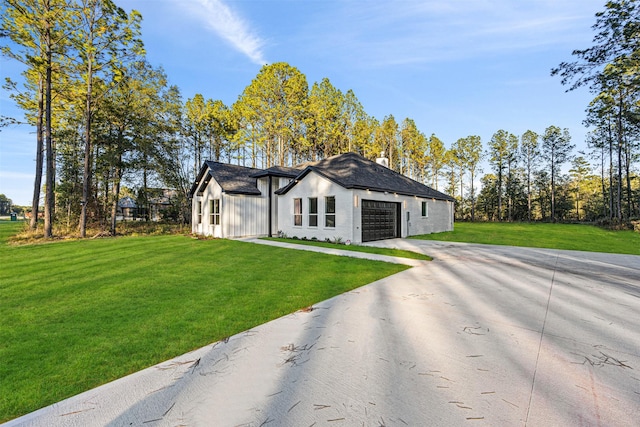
(362, 200), (400, 242)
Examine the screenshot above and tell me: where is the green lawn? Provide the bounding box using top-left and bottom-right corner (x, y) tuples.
(261, 237), (432, 260)
(412, 222), (640, 255)
(0, 221), (407, 422)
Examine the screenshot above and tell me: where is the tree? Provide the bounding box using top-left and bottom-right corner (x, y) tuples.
(72, 0), (143, 237)
(399, 118), (427, 181)
(569, 155), (592, 220)
(305, 77), (344, 160)
(520, 130), (540, 221)
(236, 62), (308, 167)
(449, 139), (466, 217)
(505, 133), (519, 221)
(455, 135), (483, 221)
(488, 129), (517, 221)
(551, 0), (640, 92)
(553, 0), (640, 221)
(427, 134), (446, 190)
(373, 115), (400, 170)
(541, 126), (574, 222)
(1, 0), (71, 235)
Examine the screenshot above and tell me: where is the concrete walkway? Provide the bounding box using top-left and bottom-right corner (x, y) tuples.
(5, 240), (640, 426)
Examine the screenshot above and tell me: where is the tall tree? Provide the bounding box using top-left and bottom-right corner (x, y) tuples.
(487, 129), (516, 221)
(305, 77), (344, 159)
(236, 62), (308, 167)
(541, 125), (574, 222)
(373, 115), (400, 170)
(553, 0), (640, 221)
(569, 155), (592, 220)
(455, 135), (483, 221)
(520, 130), (540, 221)
(505, 133), (519, 221)
(1, 0), (70, 235)
(427, 134), (446, 190)
(72, 0), (143, 237)
(399, 118), (427, 180)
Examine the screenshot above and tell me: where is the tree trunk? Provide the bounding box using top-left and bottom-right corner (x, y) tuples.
(80, 57), (93, 238)
(110, 161), (121, 236)
(624, 135), (634, 218)
(44, 3), (54, 238)
(31, 76), (45, 230)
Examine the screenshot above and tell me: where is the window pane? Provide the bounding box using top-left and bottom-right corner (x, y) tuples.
(325, 196), (335, 213)
(326, 214), (335, 228)
(294, 198), (302, 226)
(309, 197), (317, 214)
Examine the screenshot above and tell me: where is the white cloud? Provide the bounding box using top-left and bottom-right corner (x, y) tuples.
(191, 0), (267, 65)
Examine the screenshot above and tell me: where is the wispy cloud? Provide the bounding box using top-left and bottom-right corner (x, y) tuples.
(190, 0), (267, 65)
(300, 0), (600, 69)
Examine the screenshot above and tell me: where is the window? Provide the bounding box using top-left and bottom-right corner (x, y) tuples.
(421, 201), (428, 217)
(294, 198), (302, 226)
(197, 201), (202, 224)
(210, 199), (220, 225)
(308, 197), (318, 227)
(325, 196), (335, 227)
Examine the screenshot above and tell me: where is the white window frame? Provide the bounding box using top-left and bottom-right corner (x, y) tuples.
(325, 196), (336, 228)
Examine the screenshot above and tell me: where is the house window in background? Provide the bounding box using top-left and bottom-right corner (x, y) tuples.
(197, 201), (202, 224)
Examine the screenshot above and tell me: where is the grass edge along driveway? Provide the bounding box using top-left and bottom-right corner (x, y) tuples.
(412, 221), (640, 256)
(0, 222), (408, 422)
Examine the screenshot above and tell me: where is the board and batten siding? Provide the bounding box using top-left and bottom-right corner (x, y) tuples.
(191, 176), (223, 237)
(192, 175), (270, 238)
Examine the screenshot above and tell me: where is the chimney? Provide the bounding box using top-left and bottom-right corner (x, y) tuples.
(376, 151), (389, 168)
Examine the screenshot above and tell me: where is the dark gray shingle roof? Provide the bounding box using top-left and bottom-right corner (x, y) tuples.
(190, 153), (455, 202)
(190, 162), (263, 196)
(277, 152), (455, 201)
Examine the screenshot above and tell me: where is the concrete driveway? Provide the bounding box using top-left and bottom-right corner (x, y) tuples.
(6, 240), (640, 427)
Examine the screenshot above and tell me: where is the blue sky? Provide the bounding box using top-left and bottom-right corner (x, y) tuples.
(1, 0), (605, 205)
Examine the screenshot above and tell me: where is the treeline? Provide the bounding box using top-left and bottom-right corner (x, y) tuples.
(1, 0), (639, 239)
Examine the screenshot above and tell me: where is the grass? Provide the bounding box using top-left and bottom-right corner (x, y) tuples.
(261, 237), (432, 260)
(412, 222), (640, 255)
(0, 220), (407, 422)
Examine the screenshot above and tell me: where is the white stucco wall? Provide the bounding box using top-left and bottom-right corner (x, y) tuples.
(277, 173), (454, 244)
(404, 197), (454, 236)
(277, 172), (355, 242)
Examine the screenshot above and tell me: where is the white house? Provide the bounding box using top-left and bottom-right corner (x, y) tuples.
(189, 152), (455, 243)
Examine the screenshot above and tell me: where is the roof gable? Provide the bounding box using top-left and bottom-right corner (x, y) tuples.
(189, 161), (264, 197)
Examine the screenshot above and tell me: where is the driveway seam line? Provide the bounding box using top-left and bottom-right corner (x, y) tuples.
(525, 253), (559, 426)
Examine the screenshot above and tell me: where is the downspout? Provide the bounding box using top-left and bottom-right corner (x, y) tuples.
(268, 175), (273, 237)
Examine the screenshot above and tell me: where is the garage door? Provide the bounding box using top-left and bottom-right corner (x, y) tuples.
(361, 200), (400, 242)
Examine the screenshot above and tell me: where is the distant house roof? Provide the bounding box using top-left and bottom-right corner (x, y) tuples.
(118, 196), (137, 208)
(276, 152), (455, 201)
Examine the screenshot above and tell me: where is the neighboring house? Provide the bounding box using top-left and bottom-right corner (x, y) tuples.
(117, 196), (140, 221)
(190, 152), (455, 243)
(117, 189), (176, 221)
